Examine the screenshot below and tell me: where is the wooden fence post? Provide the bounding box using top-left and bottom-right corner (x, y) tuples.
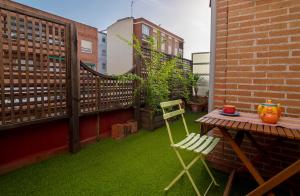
(134, 55), (141, 128)
(68, 23), (80, 153)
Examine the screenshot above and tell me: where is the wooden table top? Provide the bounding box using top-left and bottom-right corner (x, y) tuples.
(196, 111), (300, 141)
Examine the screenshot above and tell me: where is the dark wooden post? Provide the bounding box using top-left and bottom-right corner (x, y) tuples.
(134, 55), (141, 128)
(68, 23), (80, 153)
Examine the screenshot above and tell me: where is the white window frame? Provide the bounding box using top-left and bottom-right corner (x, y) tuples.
(161, 34), (165, 52)
(81, 40), (93, 54)
(142, 24), (150, 40)
(168, 38), (172, 54)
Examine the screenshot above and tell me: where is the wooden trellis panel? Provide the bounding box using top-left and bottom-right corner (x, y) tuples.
(0, 6), (68, 127)
(79, 62), (134, 114)
(140, 48), (192, 102)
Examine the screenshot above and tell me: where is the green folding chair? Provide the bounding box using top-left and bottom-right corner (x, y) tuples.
(160, 99), (220, 196)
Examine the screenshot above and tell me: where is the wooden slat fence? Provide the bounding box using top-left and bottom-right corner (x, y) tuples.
(79, 62), (135, 115)
(140, 47), (192, 102)
(0, 5), (69, 127)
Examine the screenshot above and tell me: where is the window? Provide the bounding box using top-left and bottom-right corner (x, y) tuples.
(168, 38), (172, 54)
(102, 63), (106, 70)
(142, 24), (150, 40)
(153, 32), (157, 49)
(175, 41), (179, 56)
(81, 40), (92, 54)
(102, 37), (106, 43)
(178, 48), (183, 57)
(102, 49), (106, 56)
(161, 34), (165, 52)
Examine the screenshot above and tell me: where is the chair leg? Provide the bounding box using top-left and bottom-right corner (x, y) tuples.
(164, 170), (185, 191)
(165, 149), (202, 196)
(200, 156), (219, 186)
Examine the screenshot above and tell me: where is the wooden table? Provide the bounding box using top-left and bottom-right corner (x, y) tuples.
(196, 110), (300, 196)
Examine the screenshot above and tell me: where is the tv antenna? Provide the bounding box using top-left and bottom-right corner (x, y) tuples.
(131, 0), (139, 17)
(131, 0), (134, 17)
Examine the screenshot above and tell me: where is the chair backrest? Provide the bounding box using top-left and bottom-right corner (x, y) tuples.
(160, 99), (190, 145)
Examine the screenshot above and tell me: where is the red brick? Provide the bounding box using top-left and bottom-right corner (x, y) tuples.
(257, 37), (288, 45)
(271, 13), (300, 23)
(289, 21), (300, 28)
(229, 14), (255, 23)
(227, 40), (254, 48)
(270, 29), (300, 37)
(227, 71), (266, 78)
(267, 72), (300, 78)
(291, 36), (300, 42)
(253, 79), (284, 85)
(287, 93), (300, 100)
(255, 65), (287, 71)
(239, 45), (268, 53)
(269, 58), (300, 65)
(289, 6), (300, 13)
(270, 43), (300, 51)
(287, 108), (300, 115)
(238, 84), (266, 91)
(256, 9), (287, 19)
(254, 92), (285, 99)
(226, 78), (252, 84)
(240, 59), (269, 65)
(289, 65), (300, 71)
(267, 86), (300, 92)
(228, 27), (254, 35)
(257, 51), (289, 58)
(226, 90), (252, 96)
(227, 66), (253, 71)
(255, 23), (287, 32)
(286, 79), (300, 85)
(238, 97), (266, 103)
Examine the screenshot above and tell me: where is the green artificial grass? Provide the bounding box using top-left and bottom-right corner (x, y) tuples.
(0, 112), (254, 196)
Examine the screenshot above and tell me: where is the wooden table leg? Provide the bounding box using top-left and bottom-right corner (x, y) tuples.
(247, 160), (300, 196)
(223, 131), (245, 196)
(223, 170), (235, 196)
(219, 127), (265, 185)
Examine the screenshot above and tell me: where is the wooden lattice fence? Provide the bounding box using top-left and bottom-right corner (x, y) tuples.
(140, 47), (192, 102)
(0, 4), (70, 127)
(79, 62), (135, 115)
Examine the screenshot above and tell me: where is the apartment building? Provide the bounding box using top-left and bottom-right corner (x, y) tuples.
(134, 18), (184, 57)
(106, 17), (184, 75)
(98, 32), (107, 74)
(3, 0), (99, 70)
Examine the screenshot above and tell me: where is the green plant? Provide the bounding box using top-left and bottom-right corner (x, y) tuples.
(118, 35), (192, 112)
(189, 73), (200, 98)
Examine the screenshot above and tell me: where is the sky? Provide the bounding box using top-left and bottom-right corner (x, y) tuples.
(14, 0), (211, 59)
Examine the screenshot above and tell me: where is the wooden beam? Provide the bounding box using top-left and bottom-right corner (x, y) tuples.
(68, 23), (80, 153)
(219, 127), (265, 185)
(223, 170), (236, 196)
(247, 160), (300, 196)
(134, 55), (141, 128)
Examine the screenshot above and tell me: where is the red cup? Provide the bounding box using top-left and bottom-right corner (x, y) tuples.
(223, 105), (236, 114)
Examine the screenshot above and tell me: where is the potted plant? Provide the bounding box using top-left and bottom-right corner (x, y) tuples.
(187, 74), (208, 112)
(119, 36), (192, 130)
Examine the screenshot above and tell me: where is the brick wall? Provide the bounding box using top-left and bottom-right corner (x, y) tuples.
(209, 0), (300, 186)
(76, 22), (98, 68)
(214, 0), (300, 118)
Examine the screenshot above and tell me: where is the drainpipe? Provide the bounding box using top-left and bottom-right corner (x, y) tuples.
(208, 0), (216, 112)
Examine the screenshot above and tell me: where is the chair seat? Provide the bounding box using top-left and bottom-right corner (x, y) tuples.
(172, 133), (220, 155)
